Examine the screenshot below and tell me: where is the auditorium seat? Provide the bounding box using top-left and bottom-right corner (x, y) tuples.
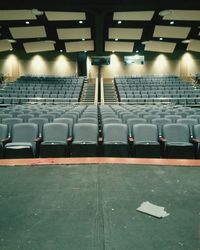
(127, 118), (147, 137)
(39, 123), (69, 158)
(161, 123), (195, 159)
(131, 124), (160, 158)
(0, 124), (9, 158)
(4, 123), (39, 158)
(71, 123), (99, 157)
(53, 118), (74, 137)
(2, 118), (23, 137)
(28, 117), (49, 137)
(102, 123), (129, 157)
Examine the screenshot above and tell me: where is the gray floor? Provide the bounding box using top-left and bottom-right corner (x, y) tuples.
(0, 164), (199, 250)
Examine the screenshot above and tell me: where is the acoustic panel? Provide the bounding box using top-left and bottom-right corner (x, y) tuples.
(45, 11), (86, 21)
(0, 10), (37, 20)
(187, 40), (200, 52)
(65, 40), (94, 52)
(113, 11), (155, 21)
(153, 25), (191, 39)
(162, 10), (200, 21)
(9, 26), (47, 39)
(23, 41), (55, 53)
(109, 28), (143, 40)
(105, 41), (134, 52)
(0, 40), (12, 52)
(57, 28), (91, 40)
(144, 41), (176, 53)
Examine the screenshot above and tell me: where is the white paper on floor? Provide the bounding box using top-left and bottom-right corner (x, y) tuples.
(136, 201), (170, 218)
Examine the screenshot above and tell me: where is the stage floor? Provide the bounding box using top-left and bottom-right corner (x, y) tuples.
(0, 163), (199, 250)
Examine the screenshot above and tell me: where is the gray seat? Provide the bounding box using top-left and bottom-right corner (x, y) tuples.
(151, 118), (172, 137)
(71, 123), (98, 157)
(192, 124), (200, 158)
(2, 118), (23, 137)
(40, 123), (69, 158)
(162, 123), (194, 159)
(176, 118), (198, 137)
(127, 118), (147, 137)
(132, 124), (160, 158)
(103, 123), (129, 157)
(53, 117), (74, 137)
(78, 117), (98, 124)
(5, 123), (39, 158)
(28, 117), (49, 137)
(0, 124), (9, 158)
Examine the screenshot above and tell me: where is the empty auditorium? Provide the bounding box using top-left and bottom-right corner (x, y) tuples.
(0, 0), (200, 249)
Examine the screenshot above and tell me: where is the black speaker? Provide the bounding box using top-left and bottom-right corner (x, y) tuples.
(77, 52), (87, 76)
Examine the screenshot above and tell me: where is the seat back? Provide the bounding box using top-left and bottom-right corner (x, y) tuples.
(193, 124), (200, 139)
(103, 123), (128, 144)
(28, 117), (49, 137)
(127, 118), (147, 136)
(53, 118), (73, 137)
(78, 117), (98, 124)
(132, 124), (158, 142)
(0, 124), (8, 140)
(2, 118), (23, 136)
(43, 123), (68, 142)
(11, 123), (38, 143)
(163, 124), (190, 143)
(73, 123), (98, 143)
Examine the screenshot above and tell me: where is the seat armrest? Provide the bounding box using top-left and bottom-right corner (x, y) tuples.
(67, 137), (73, 143)
(192, 138), (200, 143)
(128, 137), (134, 143)
(1, 137), (11, 145)
(98, 137), (103, 143)
(159, 137), (166, 143)
(34, 137), (42, 143)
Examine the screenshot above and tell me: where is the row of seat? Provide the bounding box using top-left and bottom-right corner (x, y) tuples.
(1, 122), (200, 159)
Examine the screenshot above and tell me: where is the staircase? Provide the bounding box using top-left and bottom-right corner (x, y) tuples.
(80, 80), (96, 103)
(103, 82), (118, 103)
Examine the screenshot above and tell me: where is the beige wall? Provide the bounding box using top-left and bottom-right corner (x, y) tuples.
(0, 52), (199, 81)
(0, 54), (77, 81)
(87, 53), (200, 79)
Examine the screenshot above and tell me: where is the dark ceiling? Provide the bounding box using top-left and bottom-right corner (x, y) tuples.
(0, 0), (199, 55)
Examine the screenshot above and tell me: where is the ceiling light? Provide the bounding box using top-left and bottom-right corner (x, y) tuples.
(159, 10), (173, 17)
(159, 37), (163, 41)
(115, 38), (118, 41)
(181, 39), (191, 44)
(117, 21), (122, 24)
(170, 21), (174, 25)
(7, 39), (17, 43)
(25, 21), (30, 24)
(31, 9), (44, 16)
(136, 50), (139, 53)
(60, 50), (63, 52)
(112, 51), (115, 53)
(10, 48), (13, 51)
(84, 50), (87, 53)
(82, 38), (85, 41)
(79, 20), (83, 24)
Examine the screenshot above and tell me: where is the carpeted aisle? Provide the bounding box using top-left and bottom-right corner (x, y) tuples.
(0, 164), (199, 250)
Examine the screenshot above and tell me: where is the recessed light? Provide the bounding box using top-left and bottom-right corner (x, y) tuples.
(117, 21), (122, 24)
(112, 51), (115, 53)
(136, 50), (139, 53)
(170, 21), (174, 25)
(159, 37), (163, 41)
(10, 48), (13, 51)
(181, 39), (191, 44)
(79, 20), (83, 24)
(25, 21), (30, 24)
(84, 50), (87, 53)
(115, 38), (118, 41)
(82, 38), (85, 41)
(60, 50), (63, 52)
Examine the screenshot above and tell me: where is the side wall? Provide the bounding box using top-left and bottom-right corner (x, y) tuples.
(0, 51), (199, 81)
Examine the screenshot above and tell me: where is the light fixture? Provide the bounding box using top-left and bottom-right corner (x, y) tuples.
(10, 48), (13, 51)
(82, 38), (85, 41)
(31, 9), (44, 16)
(170, 21), (174, 25)
(159, 10), (173, 17)
(25, 21), (30, 24)
(115, 38), (118, 41)
(84, 50), (87, 53)
(159, 37), (163, 41)
(117, 21), (122, 24)
(181, 39), (191, 44)
(60, 50), (63, 52)
(79, 20), (83, 24)
(112, 51), (115, 53)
